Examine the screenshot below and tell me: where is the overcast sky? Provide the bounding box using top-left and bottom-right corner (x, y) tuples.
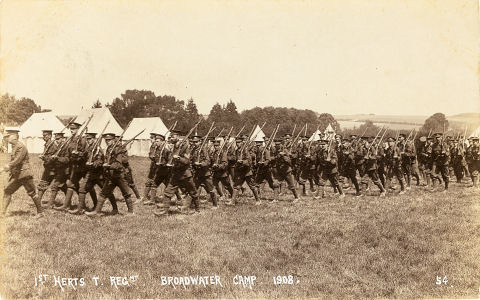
(1, 0), (479, 116)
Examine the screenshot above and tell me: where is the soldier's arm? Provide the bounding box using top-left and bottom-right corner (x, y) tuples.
(8, 144), (27, 169)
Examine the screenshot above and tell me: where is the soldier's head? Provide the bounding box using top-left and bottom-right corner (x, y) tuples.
(150, 133), (156, 143)
(54, 132), (64, 141)
(398, 133), (406, 142)
(434, 133), (442, 142)
(419, 136), (427, 143)
(42, 130), (53, 142)
(387, 137), (395, 147)
(255, 140), (263, 148)
(472, 137), (479, 145)
(86, 132), (96, 144)
(236, 137), (244, 146)
(4, 127), (20, 144)
(168, 130), (180, 143)
(319, 140), (327, 149)
(342, 138), (350, 147)
(426, 136), (434, 144)
(154, 133), (165, 144)
(103, 133), (116, 146)
(214, 139), (221, 149)
(191, 135), (201, 146)
(69, 122), (81, 135)
(284, 134), (292, 141)
(335, 134), (342, 142)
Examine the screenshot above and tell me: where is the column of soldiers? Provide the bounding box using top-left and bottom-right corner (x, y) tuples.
(1, 123), (480, 218)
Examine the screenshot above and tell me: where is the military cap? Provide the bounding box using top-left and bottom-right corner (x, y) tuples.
(445, 135), (452, 140)
(426, 136), (434, 141)
(42, 129), (53, 133)
(241, 134), (249, 140)
(361, 136), (369, 140)
(319, 139), (327, 145)
(103, 133), (116, 140)
(69, 122), (82, 129)
(191, 136), (201, 142)
(255, 140), (263, 144)
(54, 131), (65, 136)
(387, 137), (395, 142)
(274, 138), (282, 144)
(85, 132), (96, 138)
(471, 137), (479, 141)
(4, 127), (20, 135)
(169, 130), (182, 135)
(367, 136), (375, 142)
(213, 139), (222, 145)
(419, 136), (427, 142)
(208, 137), (216, 142)
(350, 134), (357, 138)
(284, 134), (292, 138)
(399, 133), (406, 138)
(342, 138), (351, 143)
(155, 133), (166, 139)
(434, 132), (443, 137)
(335, 134), (342, 138)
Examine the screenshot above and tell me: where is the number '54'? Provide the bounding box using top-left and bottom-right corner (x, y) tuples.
(436, 276), (448, 285)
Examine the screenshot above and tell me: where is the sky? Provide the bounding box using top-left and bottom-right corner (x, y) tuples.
(1, 0), (479, 116)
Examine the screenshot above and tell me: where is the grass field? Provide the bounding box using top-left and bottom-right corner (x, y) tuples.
(1, 154), (480, 299)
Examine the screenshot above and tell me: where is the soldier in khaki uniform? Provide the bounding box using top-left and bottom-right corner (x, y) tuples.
(1, 127), (43, 217)
(37, 129), (57, 202)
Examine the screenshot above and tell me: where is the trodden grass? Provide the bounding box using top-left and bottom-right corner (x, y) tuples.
(0, 154), (479, 299)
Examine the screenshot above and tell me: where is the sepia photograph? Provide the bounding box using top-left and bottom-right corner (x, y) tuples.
(0, 0), (479, 299)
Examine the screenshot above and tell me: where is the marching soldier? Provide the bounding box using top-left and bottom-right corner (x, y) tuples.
(46, 131), (70, 209)
(153, 133), (201, 216)
(191, 135), (218, 209)
(466, 137), (479, 187)
(226, 136), (261, 205)
(254, 139), (279, 202)
(142, 133), (159, 204)
(431, 133), (450, 191)
(1, 127), (43, 217)
(211, 138), (235, 201)
(363, 137), (386, 196)
(69, 132), (118, 215)
(37, 129), (57, 203)
(385, 137), (406, 194)
(272, 138), (300, 202)
(54, 121), (87, 212)
(340, 138), (361, 196)
(85, 133), (134, 216)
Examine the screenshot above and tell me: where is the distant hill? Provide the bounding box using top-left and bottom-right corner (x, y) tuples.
(334, 114), (427, 125)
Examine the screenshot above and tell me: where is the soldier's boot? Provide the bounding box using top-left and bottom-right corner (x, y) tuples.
(375, 181), (386, 195)
(1, 194), (12, 216)
(444, 179), (449, 190)
(302, 184), (307, 196)
(271, 188), (279, 203)
(142, 186), (151, 204)
(69, 192), (86, 215)
(143, 188), (156, 205)
(38, 189), (46, 203)
(45, 190), (58, 209)
(180, 195), (197, 214)
(337, 184), (345, 198)
(106, 195), (118, 214)
(85, 196), (106, 217)
(125, 196), (134, 215)
(131, 185), (141, 199)
(31, 195), (44, 215)
(54, 188), (74, 212)
(291, 188), (299, 202)
(251, 186), (260, 202)
(88, 190), (98, 211)
(209, 192), (218, 209)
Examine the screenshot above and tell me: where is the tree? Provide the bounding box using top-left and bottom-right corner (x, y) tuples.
(317, 113), (341, 132)
(420, 113), (449, 134)
(92, 99), (102, 108)
(0, 94), (42, 125)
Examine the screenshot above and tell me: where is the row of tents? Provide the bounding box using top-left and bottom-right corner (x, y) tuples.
(13, 107), (480, 156)
(16, 107), (339, 156)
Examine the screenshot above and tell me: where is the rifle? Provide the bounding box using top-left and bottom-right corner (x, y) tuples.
(39, 139), (55, 160)
(393, 130), (400, 158)
(258, 124), (279, 164)
(155, 121), (178, 166)
(366, 126), (385, 157)
(375, 127), (388, 152)
(52, 118), (89, 157)
(215, 128), (224, 140)
(305, 124), (320, 156)
(214, 126), (234, 165)
(73, 114), (94, 152)
(195, 122), (215, 164)
(167, 119), (202, 166)
(291, 124), (297, 137)
(87, 120), (110, 165)
(238, 122), (266, 161)
(427, 128), (433, 138)
(123, 129), (146, 148)
(104, 119), (132, 164)
(289, 123), (306, 153)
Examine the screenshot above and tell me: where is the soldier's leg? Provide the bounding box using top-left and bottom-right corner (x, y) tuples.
(153, 180), (178, 216)
(37, 179), (50, 204)
(55, 172), (78, 211)
(328, 173), (344, 196)
(70, 176), (90, 214)
(213, 176), (224, 197)
(440, 165), (450, 190)
(228, 173), (246, 205)
(2, 179), (22, 215)
(115, 176), (134, 214)
(85, 179), (115, 217)
(245, 175), (260, 202)
(179, 177), (200, 213)
(285, 173), (299, 200)
(220, 176), (234, 198)
(23, 178), (43, 214)
(201, 176), (218, 208)
(46, 173), (65, 208)
(396, 167), (405, 192)
(368, 170), (385, 193)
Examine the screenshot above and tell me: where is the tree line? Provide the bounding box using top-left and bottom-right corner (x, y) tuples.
(0, 90), (457, 138)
